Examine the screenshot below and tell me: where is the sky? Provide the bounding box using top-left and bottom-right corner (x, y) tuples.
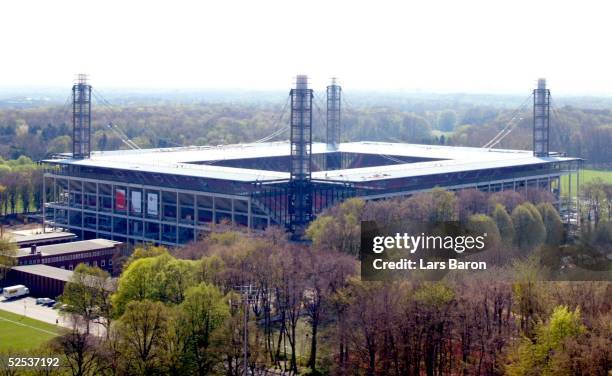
(1, 0), (611, 94)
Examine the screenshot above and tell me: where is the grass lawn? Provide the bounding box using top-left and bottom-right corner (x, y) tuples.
(561, 169), (612, 197)
(0, 309), (63, 351)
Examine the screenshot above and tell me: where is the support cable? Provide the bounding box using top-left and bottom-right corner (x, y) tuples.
(482, 94), (533, 148)
(91, 89), (141, 150)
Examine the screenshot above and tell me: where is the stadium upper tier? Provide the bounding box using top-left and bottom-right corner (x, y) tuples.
(44, 141), (579, 183)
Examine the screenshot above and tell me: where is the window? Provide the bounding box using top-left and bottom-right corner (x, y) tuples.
(101, 260), (105, 267)
(109, 259), (113, 266)
(69, 264), (73, 270)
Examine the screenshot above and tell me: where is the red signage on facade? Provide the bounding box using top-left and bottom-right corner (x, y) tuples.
(116, 189), (126, 210)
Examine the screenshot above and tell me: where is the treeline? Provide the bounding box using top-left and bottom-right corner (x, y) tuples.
(306, 188), (566, 257)
(2, 188), (609, 375)
(1, 101), (612, 166)
(448, 106), (612, 167)
(0, 155), (44, 217)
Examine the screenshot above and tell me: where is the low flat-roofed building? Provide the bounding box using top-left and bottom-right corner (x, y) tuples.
(5, 264), (115, 298)
(9, 231), (77, 248)
(6, 264), (73, 298)
(16, 239), (123, 274)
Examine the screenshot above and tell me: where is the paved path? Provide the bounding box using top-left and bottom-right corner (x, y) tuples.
(0, 297), (106, 337)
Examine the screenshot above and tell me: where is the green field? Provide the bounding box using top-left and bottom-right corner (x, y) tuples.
(561, 169), (612, 197)
(0, 309), (62, 351)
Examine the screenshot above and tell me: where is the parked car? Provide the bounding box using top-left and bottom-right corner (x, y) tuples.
(43, 299), (56, 307)
(36, 297), (54, 305)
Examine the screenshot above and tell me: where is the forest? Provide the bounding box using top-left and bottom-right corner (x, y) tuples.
(1, 187), (610, 375)
(0, 92), (612, 168)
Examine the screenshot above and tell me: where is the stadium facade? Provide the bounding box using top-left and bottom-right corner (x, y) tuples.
(42, 76), (581, 246)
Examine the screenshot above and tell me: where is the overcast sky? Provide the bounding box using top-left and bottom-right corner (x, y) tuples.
(1, 0), (611, 94)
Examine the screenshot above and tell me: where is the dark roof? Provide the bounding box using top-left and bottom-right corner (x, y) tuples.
(16, 239), (121, 258)
(11, 264), (73, 282)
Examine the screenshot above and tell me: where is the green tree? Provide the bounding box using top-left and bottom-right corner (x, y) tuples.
(492, 203), (515, 244)
(537, 203), (564, 245)
(467, 214), (501, 248)
(176, 283), (230, 375)
(430, 188), (457, 223)
(0, 238), (17, 282)
(116, 300), (173, 375)
(127, 244), (169, 265)
(507, 306), (585, 376)
(305, 198), (364, 256)
(60, 264), (112, 336)
(512, 203), (546, 250)
(112, 253), (199, 316)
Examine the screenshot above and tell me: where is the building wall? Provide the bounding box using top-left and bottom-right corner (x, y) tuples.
(44, 173), (272, 247)
(5, 270), (66, 298)
(17, 247), (117, 274)
(45, 162), (577, 246)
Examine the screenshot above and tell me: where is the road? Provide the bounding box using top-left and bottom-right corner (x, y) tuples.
(0, 297), (106, 337)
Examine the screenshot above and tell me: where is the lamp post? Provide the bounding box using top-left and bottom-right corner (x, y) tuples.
(234, 284), (257, 376)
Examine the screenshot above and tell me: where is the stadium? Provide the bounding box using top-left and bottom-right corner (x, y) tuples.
(42, 76), (582, 246)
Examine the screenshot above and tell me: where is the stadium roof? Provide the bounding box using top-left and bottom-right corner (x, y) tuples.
(43, 141), (580, 183)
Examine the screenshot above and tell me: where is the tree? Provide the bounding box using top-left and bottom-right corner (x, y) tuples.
(512, 203), (546, 250)
(437, 110), (457, 131)
(176, 283), (230, 375)
(0, 185), (6, 217)
(305, 198), (364, 256)
(430, 188), (457, 223)
(401, 114), (432, 142)
(126, 244), (169, 265)
(112, 253), (199, 316)
(467, 214), (501, 248)
(51, 323), (105, 376)
(115, 300), (172, 375)
(492, 203), (515, 244)
(489, 190), (525, 213)
(593, 220), (612, 245)
(302, 248), (355, 373)
(0, 238), (17, 282)
(507, 306), (585, 376)
(60, 264), (113, 336)
(457, 189), (489, 223)
(537, 203), (564, 245)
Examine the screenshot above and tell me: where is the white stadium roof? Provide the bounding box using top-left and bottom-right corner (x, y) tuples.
(44, 141), (579, 183)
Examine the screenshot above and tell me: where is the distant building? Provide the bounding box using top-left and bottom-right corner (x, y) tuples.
(9, 231), (77, 248)
(7, 265), (73, 298)
(15, 239), (124, 274)
(6, 264), (115, 298)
